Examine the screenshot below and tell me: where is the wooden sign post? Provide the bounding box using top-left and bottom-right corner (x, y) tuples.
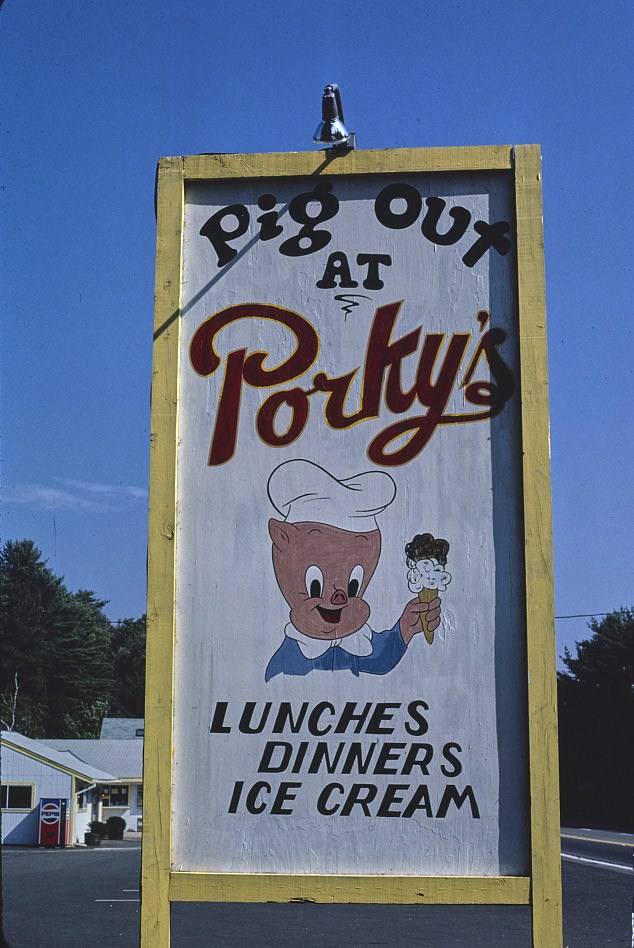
(142, 145), (561, 947)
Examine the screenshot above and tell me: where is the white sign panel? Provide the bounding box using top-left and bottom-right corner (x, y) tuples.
(170, 168), (529, 877)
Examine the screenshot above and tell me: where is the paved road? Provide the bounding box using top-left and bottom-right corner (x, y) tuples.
(561, 826), (634, 876)
(2, 833), (632, 947)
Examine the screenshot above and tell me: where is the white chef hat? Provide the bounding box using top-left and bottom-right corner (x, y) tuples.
(267, 459), (396, 532)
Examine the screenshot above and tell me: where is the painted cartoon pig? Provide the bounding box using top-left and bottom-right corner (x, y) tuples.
(265, 460), (440, 680)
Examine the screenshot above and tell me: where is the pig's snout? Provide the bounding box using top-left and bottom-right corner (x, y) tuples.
(330, 588), (348, 607)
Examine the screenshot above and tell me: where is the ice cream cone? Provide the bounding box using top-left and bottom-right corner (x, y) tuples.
(406, 533), (450, 646)
(418, 587), (437, 644)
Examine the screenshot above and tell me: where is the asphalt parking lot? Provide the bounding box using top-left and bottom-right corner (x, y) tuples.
(2, 836), (633, 947)
(1, 839), (141, 948)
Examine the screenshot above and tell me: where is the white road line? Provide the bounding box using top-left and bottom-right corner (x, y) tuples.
(562, 852), (633, 872)
(95, 899), (140, 902)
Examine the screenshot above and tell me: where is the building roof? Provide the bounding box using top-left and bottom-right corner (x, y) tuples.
(42, 739), (142, 781)
(1, 731), (118, 783)
(100, 717), (144, 740)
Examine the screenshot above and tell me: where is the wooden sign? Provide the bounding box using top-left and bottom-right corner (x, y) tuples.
(142, 146), (561, 947)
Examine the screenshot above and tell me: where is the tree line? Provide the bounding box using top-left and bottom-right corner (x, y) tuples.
(1, 538), (631, 829)
(0, 539), (145, 738)
(557, 607), (633, 830)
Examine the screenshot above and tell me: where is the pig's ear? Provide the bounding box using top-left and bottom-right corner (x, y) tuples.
(268, 518), (298, 550)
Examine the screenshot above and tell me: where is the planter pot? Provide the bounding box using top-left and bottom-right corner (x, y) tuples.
(106, 817), (126, 840)
(84, 832), (101, 846)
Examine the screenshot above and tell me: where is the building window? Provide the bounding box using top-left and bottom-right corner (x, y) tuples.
(101, 785), (129, 807)
(1, 784), (34, 810)
(137, 786), (143, 811)
(135, 728), (144, 737)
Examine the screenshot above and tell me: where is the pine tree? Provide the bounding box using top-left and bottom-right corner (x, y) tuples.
(0, 539), (65, 735)
(45, 589), (115, 736)
(0, 539), (117, 737)
(560, 608), (634, 688)
(558, 608), (634, 830)
(110, 616), (146, 718)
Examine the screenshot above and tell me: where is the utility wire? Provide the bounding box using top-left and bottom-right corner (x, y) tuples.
(555, 612), (617, 620)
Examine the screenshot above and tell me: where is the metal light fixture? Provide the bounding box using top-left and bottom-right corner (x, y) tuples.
(313, 83), (356, 149)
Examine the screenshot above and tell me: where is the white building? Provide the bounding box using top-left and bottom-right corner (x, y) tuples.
(1, 720), (143, 845)
(100, 717), (144, 740)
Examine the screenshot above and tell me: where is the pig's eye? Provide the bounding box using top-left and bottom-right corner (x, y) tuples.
(305, 565), (324, 599)
(347, 564), (364, 598)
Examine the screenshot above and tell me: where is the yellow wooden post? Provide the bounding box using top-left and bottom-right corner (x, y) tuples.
(514, 143), (563, 948)
(141, 155), (184, 948)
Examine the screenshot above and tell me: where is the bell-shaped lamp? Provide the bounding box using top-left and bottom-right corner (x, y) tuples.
(313, 84), (355, 148)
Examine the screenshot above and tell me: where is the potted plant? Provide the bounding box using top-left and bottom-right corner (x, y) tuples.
(106, 816), (126, 840)
(84, 824), (101, 846)
(90, 820), (108, 838)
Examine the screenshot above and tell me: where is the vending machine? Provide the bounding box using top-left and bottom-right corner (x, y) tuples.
(38, 797), (68, 847)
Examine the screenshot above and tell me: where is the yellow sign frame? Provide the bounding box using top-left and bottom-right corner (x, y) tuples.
(141, 145), (561, 947)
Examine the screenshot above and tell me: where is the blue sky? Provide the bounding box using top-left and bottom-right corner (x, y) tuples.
(2, 1), (632, 664)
